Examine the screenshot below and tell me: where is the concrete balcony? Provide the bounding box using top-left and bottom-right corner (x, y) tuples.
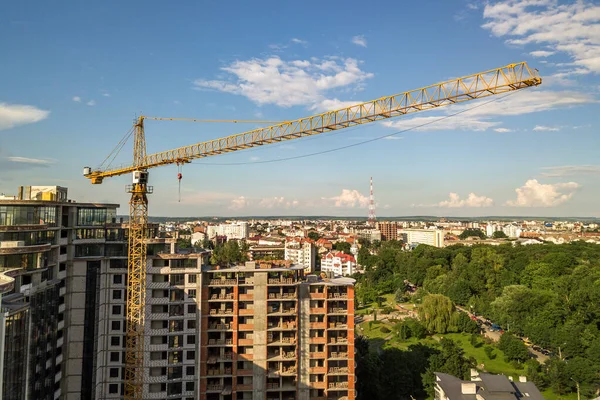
(58, 303), (66, 313)
(57, 320), (64, 330)
(310, 322), (326, 329)
(238, 294), (253, 301)
(310, 352), (326, 359)
(238, 324), (254, 331)
(309, 292), (326, 299)
(238, 308), (254, 316)
(55, 354), (63, 365)
(148, 297), (169, 304)
(54, 371), (62, 383)
(310, 366), (326, 374)
(310, 337), (327, 344)
(311, 381), (326, 389)
(327, 381), (349, 390)
(54, 388), (61, 400)
(57, 337), (64, 347)
(59, 286), (66, 297)
(310, 307), (326, 314)
(148, 282), (170, 289)
(238, 338), (253, 346)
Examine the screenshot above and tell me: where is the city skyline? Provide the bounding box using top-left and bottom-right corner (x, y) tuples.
(1, 1), (599, 217)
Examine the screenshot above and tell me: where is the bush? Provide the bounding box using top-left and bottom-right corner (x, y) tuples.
(380, 326), (391, 334)
(484, 345), (496, 360)
(382, 306), (395, 314)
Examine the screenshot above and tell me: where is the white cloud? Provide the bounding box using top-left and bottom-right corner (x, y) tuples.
(194, 56), (373, 109)
(530, 50), (555, 57)
(539, 165), (600, 178)
(351, 35), (367, 48)
(102, 93), (111, 97)
(506, 179), (579, 207)
(532, 125), (559, 131)
(86, 100), (96, 106)
(383, 89), (594, 132)
(383, 136), (403, 140)
(258, 197), (299, 209)
(494, 127), (513, 133)
(311, 98), (362, 112)
(7, 156), (54, 165)
(229, 196), (248, 210)
(72, 96), (81, 102)
(467, 3), (479, 10)
(0, 103), (50, 131)
(291, 38), (307, 45)
(249, 156), (261, 161)
(325, 189), (369, 208)
(438, 192), (494, 208)
(482, 0), (600, 74)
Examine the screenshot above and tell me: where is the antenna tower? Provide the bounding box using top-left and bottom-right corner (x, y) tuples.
(368, 177), (376, 227)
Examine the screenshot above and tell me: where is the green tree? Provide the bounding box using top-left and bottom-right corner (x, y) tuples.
(307, 231), (320, 241)
(459, 229), (486, 240)
(498, 334), (529, 363)
(423, 338), (474, 396)
(492, 230), (508, 239)
(418, 294), (455, 334)
(334, 241), (351, 254)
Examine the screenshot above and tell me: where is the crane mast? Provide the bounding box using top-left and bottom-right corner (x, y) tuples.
(83, 62), (541, 399)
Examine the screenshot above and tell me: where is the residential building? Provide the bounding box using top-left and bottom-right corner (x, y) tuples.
(377, 222), (398, 241)
(207, 222), (249, 241)
(321, 251), (357, 276)
(355, 229), (381, 243)
(0, 185), (125, 399)
(400, 229), (444, 248)
(200, 261), (356, 400)
(284, 237), (316, 273)
(434, 370), (543, 400)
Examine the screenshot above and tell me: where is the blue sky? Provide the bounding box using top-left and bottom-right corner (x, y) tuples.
(1, 0), (599, 217)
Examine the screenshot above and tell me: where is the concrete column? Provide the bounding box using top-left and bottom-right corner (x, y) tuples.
(298, 284), (311, 400)
(252, 272), (267, 400)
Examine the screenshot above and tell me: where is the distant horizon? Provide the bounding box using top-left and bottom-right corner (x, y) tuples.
(125, 215), (600, 222)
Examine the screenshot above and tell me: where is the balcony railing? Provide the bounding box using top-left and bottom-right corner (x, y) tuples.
(208, 323), (231, 330)
(210, 279), (237, 286)
(327, 293), (348, 299)
(328, 381), (349, 389)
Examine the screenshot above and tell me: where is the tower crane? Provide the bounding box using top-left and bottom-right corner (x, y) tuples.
(83, 62), (541, 399)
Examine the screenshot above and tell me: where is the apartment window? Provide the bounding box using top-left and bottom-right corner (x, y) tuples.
(113, 275), (122, 284)
(110, 259), (127, 269)
(111, 321), (121, 331)
(112, 290), (122, 300)
(109, 384), (119, 394)
(187, 320), (196, 329)
(187, 305), (196, 314)
(188, 274), (197, 284)
(111, 336), (120, 347)
(110, 352), (119, 362)
(188, 289), (196, 299)
(186, 366), (195, 376)
(187, 335), (196, 345)
(186, 382), (195, 392)
(59, 263), (66, 272)
(171, 274), (185, 285)
(109, 368), (119, 378)
(77, 208), (108, 226)
(112, 305), (121, 315)
(186, 351), (195, 360)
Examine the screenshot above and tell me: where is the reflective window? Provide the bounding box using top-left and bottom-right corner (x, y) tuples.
(0, 205), (57, 226)
(77, 208), (108, 226)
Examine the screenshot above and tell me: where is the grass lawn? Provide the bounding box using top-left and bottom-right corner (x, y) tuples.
(541, 389), (578, 400)
(437, 333), (523, 377)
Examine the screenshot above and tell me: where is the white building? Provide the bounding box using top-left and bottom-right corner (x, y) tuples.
(207, 221), (248, 240)
(284, 238), (316, 273)
(321, 251), (357, 276)
(400, 229), (444, 248)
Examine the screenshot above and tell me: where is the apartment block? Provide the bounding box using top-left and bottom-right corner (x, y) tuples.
(199, 261), (356, 400)
(400, 229), (444, 248)
(284, 238), (316, 273)
(377, 222), (398, 241)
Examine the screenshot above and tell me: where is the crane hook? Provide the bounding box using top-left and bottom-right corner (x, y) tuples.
(177, 165), (183, 202)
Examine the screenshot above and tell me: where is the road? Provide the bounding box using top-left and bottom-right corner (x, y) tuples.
(455, 306), (549, 364)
